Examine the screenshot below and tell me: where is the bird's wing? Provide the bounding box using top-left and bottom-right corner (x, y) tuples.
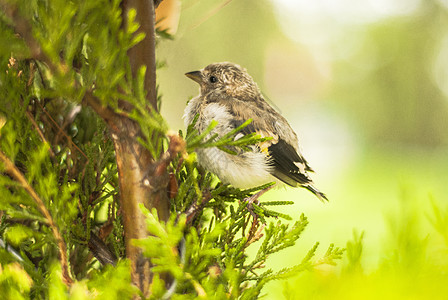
(222, 98), (314, 187)
(267, 139), (312, 186)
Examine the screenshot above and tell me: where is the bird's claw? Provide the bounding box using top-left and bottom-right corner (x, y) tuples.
(245, 194), (260, 220)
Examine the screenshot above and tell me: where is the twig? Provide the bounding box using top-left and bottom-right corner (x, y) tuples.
(35, 100), (88, 161)
(189, 0), (233, 30)
(246, 221), (264, 247)
(0, 150), (73, 285)
(185, 189), (212, 224)
(154, 134), (186, 177)
(25, 111), (55, 158)
(83, 91), (121, 131)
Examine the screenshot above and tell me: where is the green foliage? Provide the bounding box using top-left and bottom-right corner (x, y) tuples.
(344, 230), (364, 274)
(134, 206), (343, 299)
(281, 198), (448, 300)
(331, 0), (448, 146)
(0, 263), (32, 300)
(428, 198), (448, 247)
(86, 261), (138, 299)
(0, 1), (128, 297)
(0, 1), (342, 299)
(129, 118), (344, 298)
(185, 115), (272, 155)
(35, 261), (136, 300)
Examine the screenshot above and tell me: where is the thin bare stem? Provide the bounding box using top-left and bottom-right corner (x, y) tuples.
(189, 0), (233, 30)
(25, 111), (55, 158)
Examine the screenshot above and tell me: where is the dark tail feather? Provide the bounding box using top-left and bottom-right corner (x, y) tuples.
(304, 184), (328, 203)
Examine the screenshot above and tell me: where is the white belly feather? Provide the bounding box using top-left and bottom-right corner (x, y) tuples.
(184, 100), (274, 188)
(196, 147), (273, 188)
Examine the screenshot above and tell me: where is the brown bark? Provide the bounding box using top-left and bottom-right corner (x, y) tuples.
(118, 0), (170, 296)
(111, 118), (170, 295)
(123, 0), (158, 108)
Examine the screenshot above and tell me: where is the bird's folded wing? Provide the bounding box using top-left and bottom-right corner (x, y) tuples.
(267, 139), (312, 187)
(223, 99), (314, 187)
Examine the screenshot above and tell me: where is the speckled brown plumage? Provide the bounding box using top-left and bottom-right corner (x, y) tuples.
(184, 62), (327, 202)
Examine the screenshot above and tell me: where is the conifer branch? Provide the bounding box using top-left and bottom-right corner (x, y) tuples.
(0, 1), (61, 76)
(0, 1), (124, 129)
(0, 150), (73, 286)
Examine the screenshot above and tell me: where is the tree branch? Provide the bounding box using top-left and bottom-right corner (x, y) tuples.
(0, 2), (121, 127)
(0, 150), (73, 286)
(83, 91), (122, 130)
(123, 0), (158, 108)
(117, 0), (170, 296)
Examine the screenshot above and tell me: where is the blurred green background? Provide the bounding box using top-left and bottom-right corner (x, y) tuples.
(157, 0), (448, 298)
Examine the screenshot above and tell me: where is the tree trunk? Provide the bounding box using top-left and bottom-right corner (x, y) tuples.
(118, 0), (169, 296)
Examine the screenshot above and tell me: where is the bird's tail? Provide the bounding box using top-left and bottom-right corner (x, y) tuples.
(303, 184), (328, 203)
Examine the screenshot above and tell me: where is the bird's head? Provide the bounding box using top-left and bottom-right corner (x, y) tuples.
(185, 62), (260, 100)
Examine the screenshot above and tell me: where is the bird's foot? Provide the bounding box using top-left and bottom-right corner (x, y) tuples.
(244, 184), (276, 219)
(245, 196), (259, 220)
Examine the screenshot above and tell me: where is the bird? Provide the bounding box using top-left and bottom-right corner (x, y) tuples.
(184, 62), (327, 202)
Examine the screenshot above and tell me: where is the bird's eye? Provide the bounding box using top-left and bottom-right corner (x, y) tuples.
(209, 76), (217, 83)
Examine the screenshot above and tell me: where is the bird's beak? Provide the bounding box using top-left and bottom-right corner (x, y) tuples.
(185, 71), (202, 84)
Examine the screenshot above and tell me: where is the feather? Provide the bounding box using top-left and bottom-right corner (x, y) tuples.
(268, 139), (311, 185)
(184, 62), (328, 202)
